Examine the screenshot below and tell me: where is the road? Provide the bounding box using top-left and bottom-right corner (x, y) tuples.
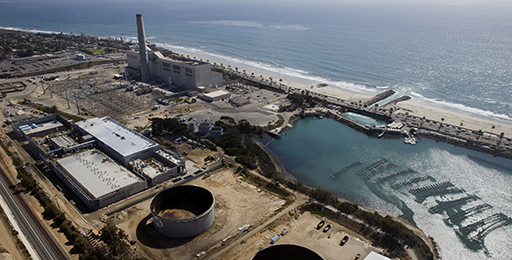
(0, 166), (69, 260)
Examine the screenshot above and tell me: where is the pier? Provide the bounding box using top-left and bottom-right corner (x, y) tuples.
(456, 213), (509, 237)
(330, 161), (362, 179)
(415, 187), (465, 203)
(356, 158), (387, 176)
(378, 168), (415, 183)
(362, 163), (396, 179)
(466, 154), (512, 171)
(391, 175), (432, 189)
(428, 195), (480, 214)
(444, 203), (492, 225)
(409, 181), (453, 195)
(471, 215), (512, 242)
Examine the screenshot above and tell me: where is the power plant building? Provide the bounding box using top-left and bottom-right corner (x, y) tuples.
(126, 14), (222, 89)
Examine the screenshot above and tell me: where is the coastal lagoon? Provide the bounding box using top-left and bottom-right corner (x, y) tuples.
(265, 117), (512, 260)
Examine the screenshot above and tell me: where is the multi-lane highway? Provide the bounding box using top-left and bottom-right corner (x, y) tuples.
(0, 166), (69, 260)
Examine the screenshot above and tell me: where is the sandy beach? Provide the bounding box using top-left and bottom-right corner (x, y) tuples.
(210, 58), (512, 139)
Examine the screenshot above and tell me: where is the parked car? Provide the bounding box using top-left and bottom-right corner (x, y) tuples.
(316, 220), (325, 230)
(340, 235), (349, 246)
(323, 224), (331, 233)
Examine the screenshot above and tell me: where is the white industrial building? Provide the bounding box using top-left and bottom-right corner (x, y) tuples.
(126, 14), (222, 89)
(198, 90), (231, 102)
(54, 149), (147, 210)
(74, 117), (160, 166)
(126, 50), (222, 90)
(13, 115), (186, 211)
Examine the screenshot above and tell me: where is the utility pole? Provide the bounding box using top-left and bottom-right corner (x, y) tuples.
(65, 90), (70, 109)
(74, 92), (80, 115)
(48, 83), (53, 98)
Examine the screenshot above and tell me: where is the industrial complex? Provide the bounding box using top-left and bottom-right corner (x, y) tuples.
(12, 115), (185, 210)
(125, 14), (222, 89)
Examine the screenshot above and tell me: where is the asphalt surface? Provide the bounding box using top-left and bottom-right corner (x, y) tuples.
(0, 167), (69, 260)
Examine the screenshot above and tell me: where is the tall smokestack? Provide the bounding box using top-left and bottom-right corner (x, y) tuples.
(136, 14), (150, 83)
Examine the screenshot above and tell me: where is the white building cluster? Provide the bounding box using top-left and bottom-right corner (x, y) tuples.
(13, 115), (185, 210)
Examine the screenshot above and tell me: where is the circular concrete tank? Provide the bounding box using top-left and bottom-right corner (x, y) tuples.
(252, 244), (323, 260)
(150, 185), (215, 238)
(209, 126), (223, 139)
(198, 122), (211, 136)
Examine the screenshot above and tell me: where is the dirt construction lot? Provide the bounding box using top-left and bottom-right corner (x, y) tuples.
(109, 168), (286, 260)
(218, 210), (383, 260)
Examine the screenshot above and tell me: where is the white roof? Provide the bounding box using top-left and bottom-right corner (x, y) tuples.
(23, 121), (64, 136)
(205, 90), (230, 99)
(364, 252), (391, 260)
(57, 150), (144, 198)
(75, 117), (159, 157)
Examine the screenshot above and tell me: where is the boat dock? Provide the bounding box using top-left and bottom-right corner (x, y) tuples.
(356, 158), (388, 176)
(456, 213), (509, 237)
(466, 154), (512, 171)
(378, 168), (415, 183)
(330, 161), (362, 179)
(471, 214), (512, 242)
(415, 187), (465, 203)
(428, 195), (480, 214)
(409, 181), (453, 195)
(391, 175), (432, 189)
(444, 203), (492, 225)
(362, 163), (396, 179)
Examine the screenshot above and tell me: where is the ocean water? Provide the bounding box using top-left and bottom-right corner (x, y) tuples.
(266, 117), (512, 260)
(1, 0), (511, 124)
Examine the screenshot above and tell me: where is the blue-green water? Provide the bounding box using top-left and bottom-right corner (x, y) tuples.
(342, 112), (387, 127)
(266, 117), (512, 259)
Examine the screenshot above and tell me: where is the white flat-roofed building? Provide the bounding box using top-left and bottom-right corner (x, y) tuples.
(54, 149), (147, 210)
(74, 117), (160, 166)
(199, 90), (231, 102)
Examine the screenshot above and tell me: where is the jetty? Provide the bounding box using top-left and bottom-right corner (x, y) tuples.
(466, 154), (512, 171)
(378, 168), (415, 183)
(330, 161), (362, 179)
(381, 95), (411, 108)
(415, 187), (465, 203)
(428, 195), (480, 214)
(444, 203), (492, 225)
(409, 181), (453, 195)
(391, 175), (432, 189)
(364, 90), (395, 106)
(356, 158), (388, 176)
(362, 163), (396, 179)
